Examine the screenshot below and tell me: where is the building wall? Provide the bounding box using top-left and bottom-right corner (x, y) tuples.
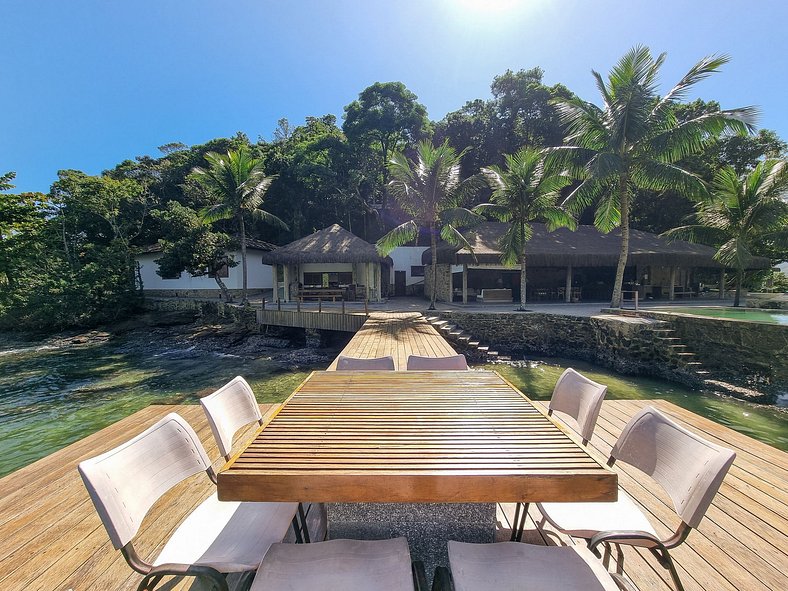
(137, 252), (273, 291)
(388, 247), (428, 287)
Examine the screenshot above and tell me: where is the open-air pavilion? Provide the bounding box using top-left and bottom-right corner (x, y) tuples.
(261, 224), (390, 303)
(423, 222), (772, 304)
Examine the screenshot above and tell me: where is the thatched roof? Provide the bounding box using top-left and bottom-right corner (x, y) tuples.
(422, 222), (772, 270)
(261, 224), (388, 265)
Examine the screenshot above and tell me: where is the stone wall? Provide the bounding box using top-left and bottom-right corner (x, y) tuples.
(636, 310), (787, 384)
(424, 264), (452, 303)
(144, 288), (266, 299)
(144, 298), (259, 329)
(440, 311), (684, 382)
(747, 293), (788, 310)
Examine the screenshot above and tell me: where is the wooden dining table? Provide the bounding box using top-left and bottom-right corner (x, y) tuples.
(217, 370), (617, 504)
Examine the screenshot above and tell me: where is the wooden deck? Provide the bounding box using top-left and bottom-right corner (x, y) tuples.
(326, 311), (457, 370)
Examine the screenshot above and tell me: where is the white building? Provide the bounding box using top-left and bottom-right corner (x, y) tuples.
(136, 239), (275, 298)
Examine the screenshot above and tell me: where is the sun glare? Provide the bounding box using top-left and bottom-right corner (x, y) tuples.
(454, 0), (519, 14)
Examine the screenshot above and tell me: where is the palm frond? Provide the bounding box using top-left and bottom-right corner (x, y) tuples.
(199, 203), (233, 224)
(250, 208), (289, 231)
(473, 202), (511, 222)
(376, 220), (418, 255)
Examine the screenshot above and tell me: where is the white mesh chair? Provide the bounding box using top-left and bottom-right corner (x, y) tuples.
(405, 354), (468, 370)
(200, 376), (325, 543)
(336, 355), (395, 370)
(251, 537), (427, 590)
(510, 368), (607, 541)
(434, 541), (635, 591)
(78, 413), (298, 591)
(536, 407), (736, 591)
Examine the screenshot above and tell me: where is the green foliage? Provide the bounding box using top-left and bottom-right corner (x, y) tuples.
(475, 148), (574, 308)
(552, 46), (756, 307)
(193, 146), (287, 303)
(664, 159), (788, 305)
(377, 140), (484, 308)
(343, 82), (430, 211)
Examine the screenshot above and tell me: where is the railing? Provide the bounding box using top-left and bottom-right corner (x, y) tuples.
(621, 290), (640, 310)
(256, 298), (370, 332)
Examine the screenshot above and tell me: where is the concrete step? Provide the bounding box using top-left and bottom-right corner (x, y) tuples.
(657, 337), (681, 342)
(668, 344), (689, 349)
(449, 330), (463, 337)
(477, 346), (489, 352)
(468, 341), (480, 348)
(431, 320), (450, 327)
(487, 351), (499, 358)
(457, 335), (471, 342)
(425, 316), (440, 322)
(440, 324), (456, 332)
(675, 352), (696, 357)
(497, 355), (512, 362)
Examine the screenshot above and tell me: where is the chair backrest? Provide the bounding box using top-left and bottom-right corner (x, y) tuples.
(78, 413), (211, 549)
(549, 368), (607, 443)
(200, 376), (262, 459)
(406, 354), (468, 370)
(336, 355), (395, 371)
(612, 406), (736, 528)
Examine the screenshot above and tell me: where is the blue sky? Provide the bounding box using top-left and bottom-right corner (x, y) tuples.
(3, 0), (787, 194)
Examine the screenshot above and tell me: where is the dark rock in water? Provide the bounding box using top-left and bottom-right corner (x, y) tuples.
(272, 348), (336, 369)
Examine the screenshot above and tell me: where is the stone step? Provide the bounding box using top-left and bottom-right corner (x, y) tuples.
(487, 351), (499, 358)
(449, 330), (463, 337)
(657, 337), (681, 342)
(440, 324), (456, 332)
(468, 341), (480, 348)
(457, 335), (471, 342)
(497, 355), (512, 362)
(668, 344), (689, 349)
(675, 352), (696, 357)
(425, 316), (440, 322)
(477, 346), (489, 352)
(431, 320), (450, 327)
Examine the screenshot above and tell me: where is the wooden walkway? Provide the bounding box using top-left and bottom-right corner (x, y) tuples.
(326, 311), (457, 370)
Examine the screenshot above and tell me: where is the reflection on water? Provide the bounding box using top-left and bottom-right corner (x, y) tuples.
(0, 333), (315, 478)
(486, 358), (788, 452)
(1, 334), (786, 479)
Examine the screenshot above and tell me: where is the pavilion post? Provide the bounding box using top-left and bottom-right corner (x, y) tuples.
(669, 266), (677, 301)
(462, 264), (468, 305)
(376, 263), (382, 303)
(565, 265), (573, 303)
(719, 269), (726, 299)
(271, 264), (278, 301)
(366, 263), (371, 302)
(283, 265), (290, 302)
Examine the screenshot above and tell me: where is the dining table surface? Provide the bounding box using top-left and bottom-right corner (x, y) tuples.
(217, 370), (618, 504)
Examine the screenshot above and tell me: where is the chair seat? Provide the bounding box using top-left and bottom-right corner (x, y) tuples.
(251, 537), (414, 591)
(537, 489), (656, 539)
(448, 541), (620, 591)
(154, 492), (298, 572)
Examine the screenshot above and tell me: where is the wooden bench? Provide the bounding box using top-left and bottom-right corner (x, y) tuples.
(479, 288), (512, 303)
(297, 288), (346, 302)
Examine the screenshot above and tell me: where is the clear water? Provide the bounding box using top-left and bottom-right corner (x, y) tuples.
(652, 306), (788, 325)
(0, 334), (316, 478)
(1, 335), (786, 478)
(485, 358), (788, 451)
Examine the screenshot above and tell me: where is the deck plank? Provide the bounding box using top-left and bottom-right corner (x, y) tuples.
(1, 332), (785, 591)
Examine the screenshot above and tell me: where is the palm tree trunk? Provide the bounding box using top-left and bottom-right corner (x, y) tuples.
(610, 177), (630, 308)
(429, 225), (437, 310)
(734, 269), (743, 307)
(519, 254), (527, 311)
(239, 213), (248, 304)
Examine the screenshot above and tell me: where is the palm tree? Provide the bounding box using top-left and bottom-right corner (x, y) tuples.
(551, 46), (756, 307)
(664, 159), (788, 306)
(376, 140), (483, 310)
(475, 148), (574, 310)
(194, 147), (288, 304)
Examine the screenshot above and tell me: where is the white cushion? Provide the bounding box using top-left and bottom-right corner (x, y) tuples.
(448, 541), (620, 591)
(154, 492), (297, 572)
(537, 489), (656, 539)
(252, 537), (414, 591)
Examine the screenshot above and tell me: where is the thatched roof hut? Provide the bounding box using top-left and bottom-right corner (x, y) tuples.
(261, 224), (388, 265)
(423, 222), (771, 269)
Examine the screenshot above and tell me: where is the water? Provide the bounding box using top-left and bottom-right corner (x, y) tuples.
(1, 334), (786, 478)
(485, 358), (788, 451)
(0, 333), (318, 478)
(652, 306), (788, 325)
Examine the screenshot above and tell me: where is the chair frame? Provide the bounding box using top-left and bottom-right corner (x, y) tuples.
(432, 537), (639, 591)
(539, 407), (735, 591)
(80, 414), (231, 591)
(200, 376), (311, 543)
(510, 367), (607, 542)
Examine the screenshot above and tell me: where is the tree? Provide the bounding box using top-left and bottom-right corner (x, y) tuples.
(475, 148), (574, 310)
(153, 202), (238, 302)
(343, 82), (430, 211)
(376, 140), (483, 310)
(193, 146), (288, 304)
(552, 46), (756, 307)
(664, 160), (788, 306)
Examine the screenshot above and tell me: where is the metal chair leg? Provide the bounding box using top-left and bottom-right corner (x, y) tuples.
(509, 502), (530, 542)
